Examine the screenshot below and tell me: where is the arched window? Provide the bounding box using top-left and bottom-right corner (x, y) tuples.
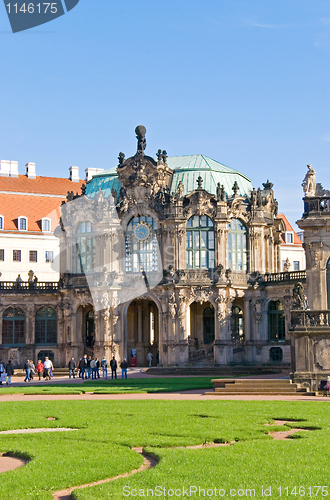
(203, 306), (215, 344)
(269, 347), (283, 362)
(231, 306), (244, 343)
(35, 307), (57, 345)
(125, 216), (158, 272)
(2, 307), (25, 345)
(75, 222), (95, 273)
(268, 301), (285, 341)
(38, 350), (54, 364)
(186, 215), (214, 269)
(18, 216), (27, 231)
(228, 219), (248, 271)
(85, 309), (95, 347)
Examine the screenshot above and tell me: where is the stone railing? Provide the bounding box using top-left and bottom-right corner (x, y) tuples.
(0, 281), (60, 293)
(303, 196), (330, 216)
(260, 271), (306, 284)
(291, 309), (330, 329)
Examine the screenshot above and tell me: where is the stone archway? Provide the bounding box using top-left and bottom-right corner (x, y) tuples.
(189, 301), (215, 365)
(76, 305), (94, 351)
(126, 299), (159, 367)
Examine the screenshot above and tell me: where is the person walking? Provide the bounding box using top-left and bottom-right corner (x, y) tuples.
(147, 351), (153, 367)
(90, 357), (96, 379)
(0, 360), (5, 385)
(80, 354), (88, 379)
(5, 360), (14, 385)
(101, 357), (107, 379)
(36, 360), (43, 380)
(110, 356), (117, 379)
(24, 360), (31, 382)
(87, 356), (92, 379)
(29, 360), (35, 381)
(68, 357), (76, 378)
(43, 357), (52, 380)
(95, 358), (100, 379)
(120, 358), (128, 379)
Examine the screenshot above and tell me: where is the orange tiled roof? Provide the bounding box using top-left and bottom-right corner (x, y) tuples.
(278, 213), (302, 245)
(0, 174), (83, 196)
(0, 194), (64, 232)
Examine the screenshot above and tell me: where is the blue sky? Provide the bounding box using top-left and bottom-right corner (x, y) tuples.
(1, 1), (330, 228)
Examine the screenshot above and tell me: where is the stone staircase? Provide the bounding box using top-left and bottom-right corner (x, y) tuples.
(205, 378), (312, 396)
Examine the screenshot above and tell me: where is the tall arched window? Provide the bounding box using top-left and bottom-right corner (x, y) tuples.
(75, 222), (95, 273)
(231, 306), (244, 343)
(228, 219), (248, 271)
(268, 301), (285, 341)
(125, 216), (158, 272)
(2, 307), (25, 345)
(35, 307), (57, 345)
(203, 306), (215, 344)
(186, 215), (214, 269)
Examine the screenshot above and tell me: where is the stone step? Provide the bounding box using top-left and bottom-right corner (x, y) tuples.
(205, 391), (305, 396)
(214, 387), (301, 393)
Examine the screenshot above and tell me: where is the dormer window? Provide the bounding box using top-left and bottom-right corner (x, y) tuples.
(286, 232), (293, 244)
(18, 217), (27, 231)
(0, 216), (3, 230)
(42, 218), (51, 232)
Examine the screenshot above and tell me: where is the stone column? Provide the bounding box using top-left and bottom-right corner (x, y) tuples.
(244, 298), (251, 342)
(138, 303), (143, 344)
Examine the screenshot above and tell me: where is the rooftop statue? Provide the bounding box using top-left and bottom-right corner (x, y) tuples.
(302, 164), (316, 197)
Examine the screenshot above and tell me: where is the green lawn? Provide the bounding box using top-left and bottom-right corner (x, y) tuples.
(0, 400), (328, 499)
(0, 377), (214, 395)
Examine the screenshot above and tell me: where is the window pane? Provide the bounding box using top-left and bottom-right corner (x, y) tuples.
(186, 231), (192, 248)
(194, 251), (200, 267)
(200, 216), (207, 227)
(201, 251), (207, 268)
(187, 251), (192, 268)
(194, 232), (200, 249)
(200, 232), (207, 248)
(208, 232), (214, 250)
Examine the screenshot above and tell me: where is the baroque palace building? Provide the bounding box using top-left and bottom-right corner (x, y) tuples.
(0, 127), (308, 368)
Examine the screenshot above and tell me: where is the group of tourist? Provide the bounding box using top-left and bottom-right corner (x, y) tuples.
(24, 357), (54, 382)
(70, 355), (128, 379)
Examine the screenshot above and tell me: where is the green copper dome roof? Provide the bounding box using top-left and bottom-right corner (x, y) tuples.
(168, 155), (252, 197)
(85, 154), (252, 199)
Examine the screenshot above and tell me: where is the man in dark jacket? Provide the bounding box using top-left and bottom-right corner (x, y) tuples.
(5, 360), (14, 385)
(110, 356), (117, 379)
(80, 355), (88, 380)
(120, 358), (128, 379)
(68, 357), (76, 378)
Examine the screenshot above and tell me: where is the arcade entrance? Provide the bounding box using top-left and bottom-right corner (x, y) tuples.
(127, 299), (159, 366)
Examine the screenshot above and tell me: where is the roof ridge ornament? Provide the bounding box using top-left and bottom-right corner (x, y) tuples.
(197, 176), (203, 189)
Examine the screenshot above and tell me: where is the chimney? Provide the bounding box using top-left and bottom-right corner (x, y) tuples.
(85, 167), (104, 181)
(9, 161), (19, 177)
(0, 160), (10, 176)
(26, 162), (36, 179)
(69, 166), (80, 182)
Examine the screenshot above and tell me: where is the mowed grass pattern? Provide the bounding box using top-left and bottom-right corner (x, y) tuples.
(0, 400), (328, 499)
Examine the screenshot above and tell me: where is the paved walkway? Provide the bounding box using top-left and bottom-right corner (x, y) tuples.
(0, 389), (329, 402)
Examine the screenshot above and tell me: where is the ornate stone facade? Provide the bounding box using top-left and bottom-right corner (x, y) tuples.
(0, 127), (304, 368)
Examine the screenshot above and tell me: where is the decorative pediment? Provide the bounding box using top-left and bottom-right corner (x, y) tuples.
(116, 126), (173, 208)
(184, 189), (216, 218)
